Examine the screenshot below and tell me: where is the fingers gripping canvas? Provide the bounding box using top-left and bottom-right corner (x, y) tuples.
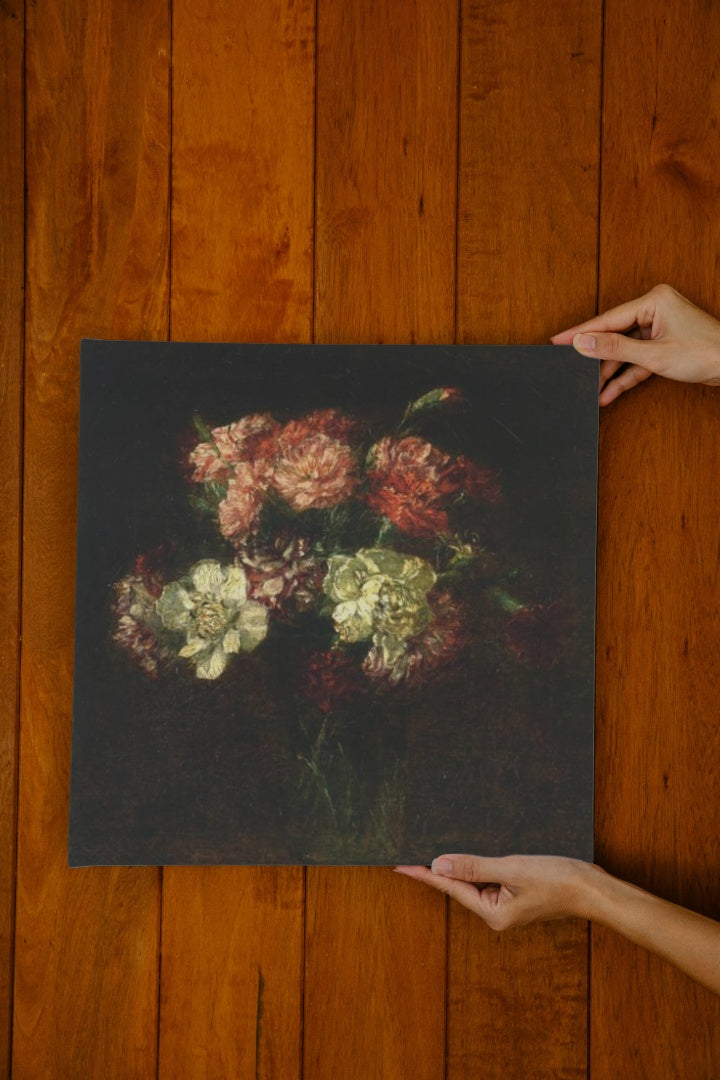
(70, 343), (597, 866)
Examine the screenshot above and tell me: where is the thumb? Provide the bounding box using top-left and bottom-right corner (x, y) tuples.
(431, 854), (509, 883)
(573, 331), (663, 372)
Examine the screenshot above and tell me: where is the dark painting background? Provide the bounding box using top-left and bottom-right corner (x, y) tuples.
(69, 341), (597, 865)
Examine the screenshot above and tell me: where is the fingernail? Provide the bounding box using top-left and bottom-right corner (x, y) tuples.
(574, 333), (596, 351)
(431, 857), (453, 875)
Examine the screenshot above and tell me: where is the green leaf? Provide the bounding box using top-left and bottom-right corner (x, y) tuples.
(188, 492), (221, 517)
(399, 386), (463, 428)
(192, 413), (214, 443)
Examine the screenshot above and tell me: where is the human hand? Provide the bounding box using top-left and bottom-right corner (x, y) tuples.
(397, 854), (720, 994)
(551, 283), (720, 405)
(395, 854), (601, 930)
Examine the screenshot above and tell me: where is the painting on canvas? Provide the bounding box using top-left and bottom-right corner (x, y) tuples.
(69, 342), (597, 865)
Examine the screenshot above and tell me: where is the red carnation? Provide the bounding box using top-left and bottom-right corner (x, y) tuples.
(134, 546), (168, 598)
(237, 536), (324, 616)
(278, 408), (361, 446)
(366, 437), (501, 538)
(455, 455), (502, 504)
(272, 435), (358, 511)
(365, 436), (463, 537)
(505, 601), (570, 669)
(112, 570), (173, 678)
(299, 650), (365, 714)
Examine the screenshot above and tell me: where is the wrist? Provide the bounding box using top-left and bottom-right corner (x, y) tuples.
(568, 861), (628, 922)
(576, 862), (661, 929)
(545, 859), (612, 921)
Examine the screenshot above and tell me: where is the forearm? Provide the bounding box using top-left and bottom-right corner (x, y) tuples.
(581, 866), (720, 995)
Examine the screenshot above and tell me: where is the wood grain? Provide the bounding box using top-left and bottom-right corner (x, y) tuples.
(314, 0), (458, 346)
(305, 869), (447, 1079)
(449, 921), (588, 1080)
(7, 0), (720, 1072)
(306, 1), (457, 1076)
(0, 2), (24, 1073)
(457, 0), (602, 344)
(594, 384), (720, 1074)
(13, 0), (169, 1075)
(171, 0), (315, 345)
(160, 869), (303, 1079)
(450, 2), (602, 1075)
(593, 2), (720, 1072)
(159, 1), (314, 1075)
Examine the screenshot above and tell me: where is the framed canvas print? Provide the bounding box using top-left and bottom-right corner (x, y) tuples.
(69, 342), (597, 866)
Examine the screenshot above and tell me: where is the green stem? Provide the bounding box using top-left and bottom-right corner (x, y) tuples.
(374, 517), (396, 546)
(302, 756), (339, 833)
(490, 586), (526, 614)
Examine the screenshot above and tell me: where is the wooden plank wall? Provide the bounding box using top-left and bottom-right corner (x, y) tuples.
(0, 3), (23, 1076)
(592, 2), (720, 1074)
(2, 0), (719, 1076)
(14, 1), (168, 1076)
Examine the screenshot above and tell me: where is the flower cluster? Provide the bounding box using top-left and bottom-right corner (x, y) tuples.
(193, 409), (360, 544)
(111, 386), (560, 691)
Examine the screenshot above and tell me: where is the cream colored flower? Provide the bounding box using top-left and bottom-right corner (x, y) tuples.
(323, 548), (436, 661)
(156, 559), (268, 679)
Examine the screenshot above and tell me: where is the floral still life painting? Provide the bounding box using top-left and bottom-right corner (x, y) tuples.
(69, 342), (597, 866)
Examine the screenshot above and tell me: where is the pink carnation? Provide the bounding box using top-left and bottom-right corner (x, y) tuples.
(189, 413), (280, 482)
(217, 462), (269, 543)
(272, 433), (357, 511)
(268, 411), (359, 511)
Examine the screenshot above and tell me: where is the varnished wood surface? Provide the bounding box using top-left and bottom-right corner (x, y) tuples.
(3, 0), (719, 1076)
(0, 4), (23, 1075)
(14, 1), (168, 1076)
(592, 2), (720, 1072)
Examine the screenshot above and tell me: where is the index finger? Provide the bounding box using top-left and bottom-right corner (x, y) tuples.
(551, 292), (659, 344)
(394, 865), (487, 916)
